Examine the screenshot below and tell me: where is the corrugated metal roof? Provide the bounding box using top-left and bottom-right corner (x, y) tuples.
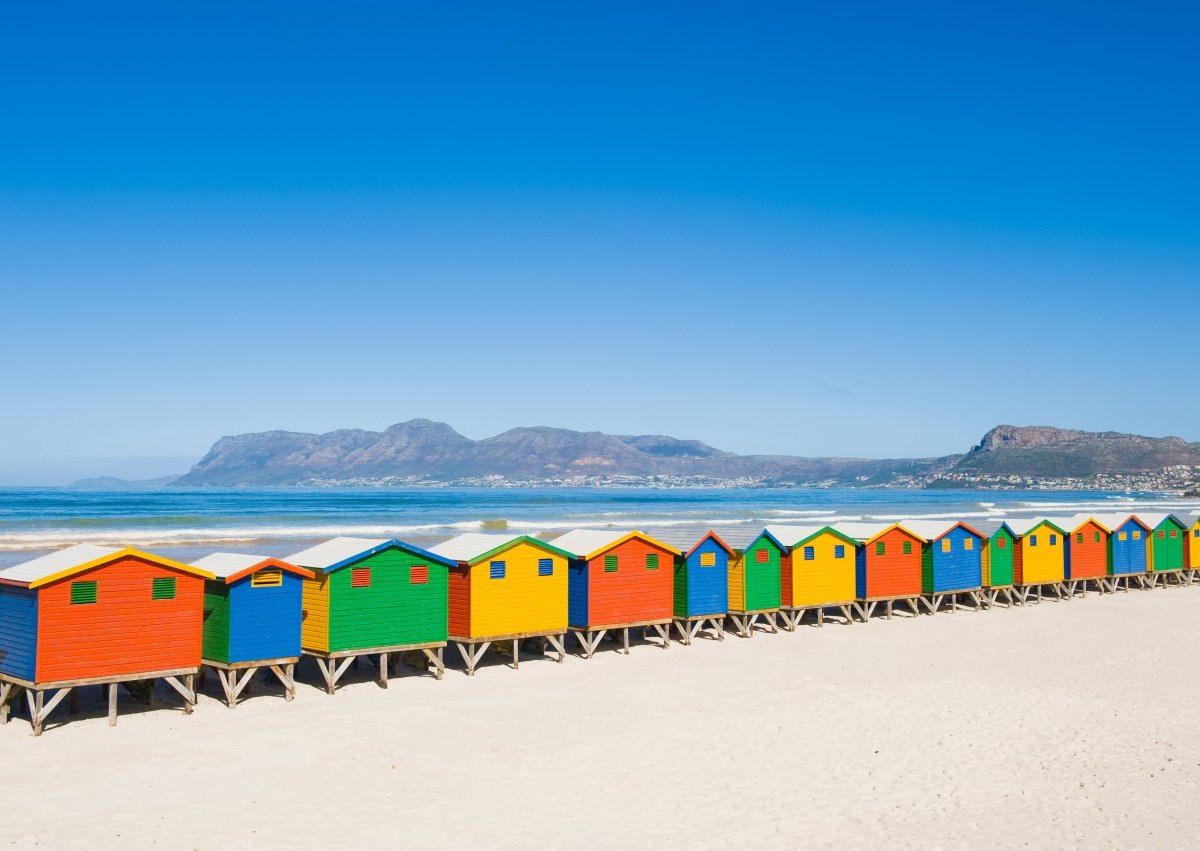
(191, 552), (268, 579)
(1134, 512), (1184, 530)
(1088, 512), (1145, 532)
(286, 536), (391, 570)
(550, 529), (630, 559)
(429, 533), (525, 563)
(1003, 517), (1068, 536)
(0, 544), (122, 585)
(897, 519), (963, 542)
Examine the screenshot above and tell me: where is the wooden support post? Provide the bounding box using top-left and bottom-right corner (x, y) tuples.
(512, 639), (519, 670)
(379, 653), (388, 689)
(107, 682), (118, 726)
(29, 689), (43, 737)
(622, 627), (630, 655)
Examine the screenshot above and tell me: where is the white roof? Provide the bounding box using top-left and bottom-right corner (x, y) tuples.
(429, 533), (526, 562)
(763, 524), (833, 547)
(0, 544), (122, 585)
(550, 529), (629, 559)
(1088, 512), (1144, 531)
(1134, 512), (1181, 530)
(897, 519), (979, 542)
(834, 522), (899, 542)
(191, 552), (272, 579)
(1003, 517), (1065, 536)
(286, 536), (390, 570)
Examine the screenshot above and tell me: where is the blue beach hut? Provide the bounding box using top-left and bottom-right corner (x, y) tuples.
(904, 520), (985, 611)
(672, 531), (732, 643)
(192, 552), (314, 706)
(1093, 513), (1150, 586)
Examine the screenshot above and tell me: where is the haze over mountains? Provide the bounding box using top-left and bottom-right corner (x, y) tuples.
(160, 420), (1200, 489)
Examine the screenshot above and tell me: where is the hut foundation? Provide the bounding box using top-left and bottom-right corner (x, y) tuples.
(1101, 574), (1149, 593)
(672, 615), (724, 645)
(572, 620), (672, 658)
(920, 589), (983, 614)
(727, 609), (781, 638)
(306, 642), (444, 694)
(855, 595), (921, 621)
(451, 630), (567, 676)
(0, 668), (198, 736)
(981, 586), (1018, 608)
(202, 658), (300, 707)
(1146, 569), (1188, 589)
(781, 603), (856, 629)
(1064, 577), (1107, 598)
(1014, 581), (1069, 604)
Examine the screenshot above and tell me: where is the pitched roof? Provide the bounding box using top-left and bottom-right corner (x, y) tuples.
(551, 529), (681, 560)
(764, 524), (859, 550)
(1002, 518), (1069, 537)
(684, 530), (735, 559)
(1057, 513), (1109, 533)
(745, 528), (789, 553)
(285, 536), (456, 572)
(835, 522), (919, 545)
(0, 544), (215, 588)
(428, 533), (573, 566)
(898, 519), (986, 542)
(1088, 512), (1150, 533)
(190, 552), (314, 583)
(1134, 512), (1187, 531)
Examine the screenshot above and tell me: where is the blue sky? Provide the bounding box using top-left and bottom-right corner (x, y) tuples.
(2, 2), (1198, 484)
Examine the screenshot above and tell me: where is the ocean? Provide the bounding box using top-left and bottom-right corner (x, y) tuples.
(0, 486), (1196, 568)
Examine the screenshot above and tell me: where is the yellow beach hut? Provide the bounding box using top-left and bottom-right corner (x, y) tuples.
(1005, 518), (1070, 602)
(765, 524), (857, 627)
(429, 533), (572, 676)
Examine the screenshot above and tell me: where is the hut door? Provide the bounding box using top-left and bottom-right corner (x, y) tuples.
(1113, 536), (1129, 573)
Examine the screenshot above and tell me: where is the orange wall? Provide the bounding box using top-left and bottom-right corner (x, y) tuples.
(588, 539), (674, 627)
(37, 556), (203, 682)
(862, 528), (923, 598)
(448, 565), (470, 637)
(1068, 521), (1108, 580)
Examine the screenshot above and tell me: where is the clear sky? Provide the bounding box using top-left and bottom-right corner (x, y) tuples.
(2, 2), (1198, 484)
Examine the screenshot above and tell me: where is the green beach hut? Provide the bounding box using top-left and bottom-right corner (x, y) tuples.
(983, 524), (1017, 605)
(1140, 512), (1189, 584)
(727, 530), (784, 637)
(286, 536), (459, 694)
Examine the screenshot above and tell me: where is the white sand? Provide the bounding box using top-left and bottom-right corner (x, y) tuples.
(4, 589), (1200, 849)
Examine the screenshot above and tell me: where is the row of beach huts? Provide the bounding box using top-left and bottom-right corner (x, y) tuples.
(1, 510), (1198, 734)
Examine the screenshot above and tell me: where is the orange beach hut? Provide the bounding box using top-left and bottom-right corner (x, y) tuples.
(839, 522), (925, 618)
(0, 544), (213, 735)
(554, 529), (680, 657)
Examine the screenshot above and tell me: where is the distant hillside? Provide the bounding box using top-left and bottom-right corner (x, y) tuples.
(944, 425), (1200, 478)
(171, 420), (1200, 489)
(175, 419), (952, 486)
(70, 474), (182, 490)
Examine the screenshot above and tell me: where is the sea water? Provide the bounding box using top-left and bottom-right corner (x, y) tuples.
(0, 487), (1195, 568)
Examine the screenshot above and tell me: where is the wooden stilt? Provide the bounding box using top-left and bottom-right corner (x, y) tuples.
(379, 653), (388, 689)
(108, 683), (118, 726)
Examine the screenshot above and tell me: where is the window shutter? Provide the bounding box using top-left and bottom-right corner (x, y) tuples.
(902, 541), (912, 555)
(834, 544), (845, 559)
(1076, 533), (1083, 544)
(70, 580), (98, 605)
(803, 546), (815, 561)
(1133, 531), (1141, 540)
(1158, 530), (1165, 539)
(152, 577), (177, 600)
(351, 567), (372, 588)
(645, 553), (659, 570)
(1094, 531), (1101, 543)
(410, 564), (429, 585)
(489, 561), (506, 580)
(699, 552), (716, 567)
(603, 555), (618, 573)
(1049, 534), (1057, 546)
(964, 538), (974, 551)
(940, 539), (951, 553)
(875, 541), (885, 556)
(1030, 535), (1038, 547)
(755, 549), (769, 563)
(997, 537), (1007, 549)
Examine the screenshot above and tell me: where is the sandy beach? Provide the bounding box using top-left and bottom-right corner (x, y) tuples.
(3, 586), (1199, 849)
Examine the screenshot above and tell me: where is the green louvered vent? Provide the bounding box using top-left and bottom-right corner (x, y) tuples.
(71, 580), (98, 605)
(152, 577), (177, 600)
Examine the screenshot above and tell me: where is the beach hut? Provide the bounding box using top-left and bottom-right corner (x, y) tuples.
(726, 529), (785, 637)
(191, 553), (314, 706)
(765, 524), (858, 627)
(981, 524), (1018, 606)
(1057, 515), (1111, 596)
(428, 533), (572, 676)
(838, 522), (925, 619)
(1091, 513), (1151, 590)
(0, 544), (213, 735)
(1138, 512), (1189, 586)
(1006, 518), (1070, 602)
(672, 531), (732, 644)
(902, 520), (986, 612)
(286, 536), (457, 693)
(1186, 514), (1200, 581)
(553, 529), (680, 657)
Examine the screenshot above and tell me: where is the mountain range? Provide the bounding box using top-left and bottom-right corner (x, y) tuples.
(163, 420), (1200, 489)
